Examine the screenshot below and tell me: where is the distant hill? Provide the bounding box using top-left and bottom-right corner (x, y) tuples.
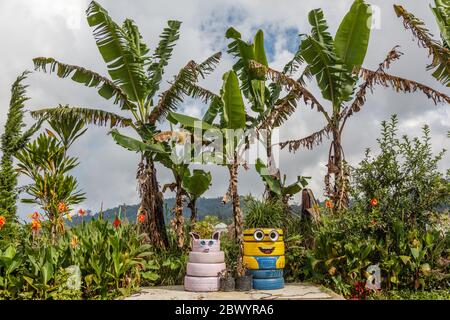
(70, 197), (301, 225)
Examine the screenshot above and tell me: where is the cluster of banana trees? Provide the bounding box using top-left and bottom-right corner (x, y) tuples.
(26, 0), (449, 255)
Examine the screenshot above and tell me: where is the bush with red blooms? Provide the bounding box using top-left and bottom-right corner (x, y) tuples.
(349, 281), (373, 300)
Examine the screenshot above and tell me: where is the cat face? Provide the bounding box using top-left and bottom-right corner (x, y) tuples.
(189, 231), (221, 253)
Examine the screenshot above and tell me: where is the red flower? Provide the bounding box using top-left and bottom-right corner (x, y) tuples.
(0, 216), (6, 229)
(370, 198), (378, 206)
(78, 208), (86, 217)
(325, 200), (334, 209)
(30, 211), (40, 220)
(137, 214), (145, 223)
(113, 217), (121, 228)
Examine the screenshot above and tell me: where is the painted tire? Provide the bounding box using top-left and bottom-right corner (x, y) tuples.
(186, 262), (226, 277)
(243, 255), (285, 270)
(243, 241), (285, 256)
(189, 251), (225, 263)
(253, 277), (284, 290)
(184, 276), (220, 292)
(248, 269), (283, 279)
(244, 228), (284, 242)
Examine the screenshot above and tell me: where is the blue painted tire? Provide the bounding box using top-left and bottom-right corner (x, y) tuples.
(248, 269), (283, 279)
(253, 277), (284, 290)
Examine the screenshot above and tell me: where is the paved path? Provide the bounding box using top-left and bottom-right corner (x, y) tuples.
(125, 283), (344, 300)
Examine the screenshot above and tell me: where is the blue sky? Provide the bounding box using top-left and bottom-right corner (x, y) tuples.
(0, 0), (448, 220)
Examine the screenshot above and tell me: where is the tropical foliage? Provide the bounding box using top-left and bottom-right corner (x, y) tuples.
(0, 0), (448, 301)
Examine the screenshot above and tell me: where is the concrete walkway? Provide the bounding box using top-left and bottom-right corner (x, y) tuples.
(125, 283), (344, 300)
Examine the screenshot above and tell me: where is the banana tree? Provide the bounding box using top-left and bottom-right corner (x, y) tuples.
(225, 27), (309, 201)
(250, 0), (450, 210)
(31, 1), (221, 249)
(394, 1), (450, 87)
(168, 70), (248, 275)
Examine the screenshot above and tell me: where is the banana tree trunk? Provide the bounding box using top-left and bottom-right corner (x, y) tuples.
(172, 180), (185, 248)
(264, 129), (281, 201)
(188, 198), (197, 230)
(228, 152), (244, 276)
(326, 129), (349, 210)
(137, 157), (168, 250)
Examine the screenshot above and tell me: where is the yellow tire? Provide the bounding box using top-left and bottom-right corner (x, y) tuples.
(243, 241), (285, 256)
(243, 255), (285, 270)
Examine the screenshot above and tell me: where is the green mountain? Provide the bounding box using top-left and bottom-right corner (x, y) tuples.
(70, 197), (302, 225)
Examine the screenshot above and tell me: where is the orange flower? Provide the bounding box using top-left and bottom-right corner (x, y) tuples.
(137, 214), (145, 223)
(58, 202), (68, 213)
(0, 216), (6, 229)
(113, 217), (121, 228)
(31, 219), (41, 231)
(325, 200), (334, 209)
(370, 219), (377, 226)
(78, 208), (86, 217)
(370, 198), (378, 206)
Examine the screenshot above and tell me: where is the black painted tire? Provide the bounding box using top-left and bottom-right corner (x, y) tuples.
(253, 277), (284, 290)
(248, 269), (283, 279)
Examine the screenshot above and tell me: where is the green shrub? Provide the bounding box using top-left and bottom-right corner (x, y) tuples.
(243, 196), (285, 229)
(308, 116), (450, 296)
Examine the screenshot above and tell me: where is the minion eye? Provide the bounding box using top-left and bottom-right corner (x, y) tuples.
(253, 229), (264, 242)
(269, 230), (279, 242)
(200, 240), (206, 246)
(208, 240), (214, 246)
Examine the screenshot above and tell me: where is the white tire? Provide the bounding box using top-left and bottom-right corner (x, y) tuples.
(186, 262), (226, 277)
(184, 276), (220, 292)
(189, 251), (225, 263)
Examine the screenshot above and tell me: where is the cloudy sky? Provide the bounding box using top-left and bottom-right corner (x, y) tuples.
(0, 0), (449, 220)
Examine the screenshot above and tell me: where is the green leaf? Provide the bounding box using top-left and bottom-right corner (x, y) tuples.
(255, 158), (282, 195)
(182, 169), (212, 198)
(221, 71), (246, 129)
(86, 1), (148, 103)
(42, 261), (54, 285)
(167, 112), (216, 130)
(334, 0), (372, 70)
(254, 29), (269, 67)
(142, 271), (160, 281)
(399, 255), (411, 265)
(410, 247), (420, 259)
(301, 9), (356, 104)
(109, 129), (165, 153)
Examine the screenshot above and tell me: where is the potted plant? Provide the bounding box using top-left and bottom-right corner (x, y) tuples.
(218, 268), (235, 292)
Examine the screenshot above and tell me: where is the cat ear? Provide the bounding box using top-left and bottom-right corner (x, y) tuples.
(212, 231), (221, 240)
(189, 232), (200, 240)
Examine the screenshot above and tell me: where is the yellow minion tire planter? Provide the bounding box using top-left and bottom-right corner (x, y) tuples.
(243, 228), (285, 290)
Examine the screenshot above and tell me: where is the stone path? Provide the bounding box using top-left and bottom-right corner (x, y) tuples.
(125, 283), (344, 300)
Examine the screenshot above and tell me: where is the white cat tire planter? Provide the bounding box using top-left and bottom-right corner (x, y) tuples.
(184, 231), (226, 292)
(184, 276), (220, 292)
(186, 262), (226, 277)
(188, 251), (225, 263)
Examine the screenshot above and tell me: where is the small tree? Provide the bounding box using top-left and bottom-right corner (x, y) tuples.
(16, 113), (86, 242)
(0, 71), (42, 225)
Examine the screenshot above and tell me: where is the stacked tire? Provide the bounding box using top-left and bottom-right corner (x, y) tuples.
(243, 228), (285, 290)
(184, 232), (226, 292)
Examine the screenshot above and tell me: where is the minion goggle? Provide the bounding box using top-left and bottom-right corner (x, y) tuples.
(243, 228), (284, 242)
